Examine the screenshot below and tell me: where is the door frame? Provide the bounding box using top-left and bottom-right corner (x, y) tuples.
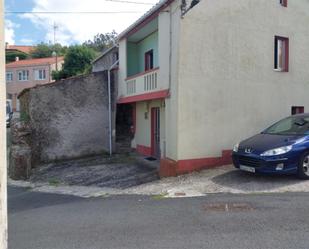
(150, 107), (160, 158)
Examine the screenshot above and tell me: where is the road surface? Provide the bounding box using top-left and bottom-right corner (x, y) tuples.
(8, 186), (309, 249)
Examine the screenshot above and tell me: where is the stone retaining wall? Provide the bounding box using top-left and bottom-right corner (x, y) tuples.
(16, 71), (117, 170)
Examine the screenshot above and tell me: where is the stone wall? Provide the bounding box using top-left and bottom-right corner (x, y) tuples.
(18, 71), (117, 166)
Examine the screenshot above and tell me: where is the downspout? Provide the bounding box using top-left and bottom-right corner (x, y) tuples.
(108, 60), (119, 156)
(168, 5), (172, 92)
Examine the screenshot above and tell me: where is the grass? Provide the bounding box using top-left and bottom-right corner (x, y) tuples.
(152, 191), (169, 200)
(48, 179), (61, 186)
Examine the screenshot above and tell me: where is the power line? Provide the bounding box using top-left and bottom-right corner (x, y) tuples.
(106, 0), (154, 5)
(5, 11), (144, 14)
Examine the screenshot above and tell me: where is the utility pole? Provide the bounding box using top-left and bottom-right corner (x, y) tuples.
(0, 0), (8, 248)
(52, 22), (59, 71)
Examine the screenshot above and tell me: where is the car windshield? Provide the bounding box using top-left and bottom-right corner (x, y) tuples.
(263, 116), (309, 135)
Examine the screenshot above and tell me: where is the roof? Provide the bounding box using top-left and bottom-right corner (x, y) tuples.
(118, 0), (175, 40)
(92, 45), (118, 64)
(6, 56), (64, 68)
(6, 45), (34, 54)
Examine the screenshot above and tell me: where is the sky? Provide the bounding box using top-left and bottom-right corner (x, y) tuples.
(5, 0), (158, 46)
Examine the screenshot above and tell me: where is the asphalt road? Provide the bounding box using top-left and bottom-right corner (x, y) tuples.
(8, 186), (309, 249)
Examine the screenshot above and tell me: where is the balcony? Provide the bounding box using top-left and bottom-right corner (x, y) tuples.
(125, 67), (159, 96)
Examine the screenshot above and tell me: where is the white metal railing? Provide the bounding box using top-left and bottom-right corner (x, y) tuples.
(126, 79), (136, 95)
(125, 68), (159, 96)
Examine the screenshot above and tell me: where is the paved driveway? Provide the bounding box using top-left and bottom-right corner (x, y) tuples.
(30, 154), (159, 189)
(119, 165), (309, 197)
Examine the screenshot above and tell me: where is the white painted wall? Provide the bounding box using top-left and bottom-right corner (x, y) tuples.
(118, 39), (127, 99)
(176, 0), (309, 160)
(161, 0), (182, 160)
(0, 0), (8, 247)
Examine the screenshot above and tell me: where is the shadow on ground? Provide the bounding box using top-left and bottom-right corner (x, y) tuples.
(8, 186), (83, 213)
(30, 154), (160, 189)
(211, 168), (303, 192)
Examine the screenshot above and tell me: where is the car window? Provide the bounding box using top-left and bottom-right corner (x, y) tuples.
(264, 116), (309, 135)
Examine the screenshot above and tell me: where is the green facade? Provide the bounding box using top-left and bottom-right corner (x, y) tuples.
(127, 31), (159, 77)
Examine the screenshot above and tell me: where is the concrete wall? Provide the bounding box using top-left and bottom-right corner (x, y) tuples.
(0, 0), (8, 246)
(19, 71), (117, 164)
(118, 39), (127, 99)
(161, 0), (182, 160)
(176, 0), (309, 160)
(92, 47), (118, 73)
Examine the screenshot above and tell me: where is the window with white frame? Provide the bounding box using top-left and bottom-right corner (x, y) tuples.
(274, 36), (289, 72)
(6, 72), (13, 82)
(34, 69), (46, 80)
(18, 70), (29, 81)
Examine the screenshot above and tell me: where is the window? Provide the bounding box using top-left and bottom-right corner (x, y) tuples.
(280, 0), (287, 7)
(274, 36), (289, 72)
(144, 49), (154, 71)
(34, 69), (46, 80)
(6, 72), (13, 82)
(292, 106), (304, 115)
(18, 70), (29, 81)
(264, 116), (309, 136)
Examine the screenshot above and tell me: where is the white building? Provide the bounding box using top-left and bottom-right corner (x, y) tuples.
(116, 0), (309, 177)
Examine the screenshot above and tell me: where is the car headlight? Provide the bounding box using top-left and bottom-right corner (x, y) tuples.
(260, 145), (292, 156)
(233, 143), (239, 152)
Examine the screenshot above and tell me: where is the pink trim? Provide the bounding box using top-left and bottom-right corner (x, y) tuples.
(159, 150), (233, 177)
(118, 89), (169, 104)
(136, 145), (152, 156)
(125, 67), (159, 81)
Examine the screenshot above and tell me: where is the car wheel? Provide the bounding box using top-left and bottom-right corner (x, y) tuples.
(298, 151), (309, 179)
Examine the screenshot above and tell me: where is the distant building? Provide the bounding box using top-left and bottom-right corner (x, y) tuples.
(6, 56), (64, 111)
(5, 44), (34, 55)
(92, 45), (119, 72)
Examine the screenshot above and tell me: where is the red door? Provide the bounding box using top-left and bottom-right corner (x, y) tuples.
(151, 107), (160, 158)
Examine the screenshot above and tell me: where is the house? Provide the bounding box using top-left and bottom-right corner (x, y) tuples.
(116, 0), (309, 177)
(5, 44), (34, 55)
(5, 44), (34, 63)
(6, 56), (64, 111)
(92, 45), (119, 73)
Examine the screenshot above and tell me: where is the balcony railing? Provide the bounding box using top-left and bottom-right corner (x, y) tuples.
(125, 67), (159, 96)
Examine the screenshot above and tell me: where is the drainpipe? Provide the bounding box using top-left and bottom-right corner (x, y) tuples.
(107, 60), (119, 156)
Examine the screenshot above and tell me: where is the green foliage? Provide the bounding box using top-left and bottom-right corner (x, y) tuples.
(52, 45), (96, 80)
(20, 111), (30, 123)
(83, 31), (117, 52)
(30, 43), (67, 58)
(6, 51), (28, 63)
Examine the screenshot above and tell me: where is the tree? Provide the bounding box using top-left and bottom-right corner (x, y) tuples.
(52, 45), (96, 80)
(6, 51), (28, 63)
(30, 43), (67, 58)
(83, 31), (117, 52)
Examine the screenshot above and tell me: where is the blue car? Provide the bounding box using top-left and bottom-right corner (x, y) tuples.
(232, 113), (309, 179)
